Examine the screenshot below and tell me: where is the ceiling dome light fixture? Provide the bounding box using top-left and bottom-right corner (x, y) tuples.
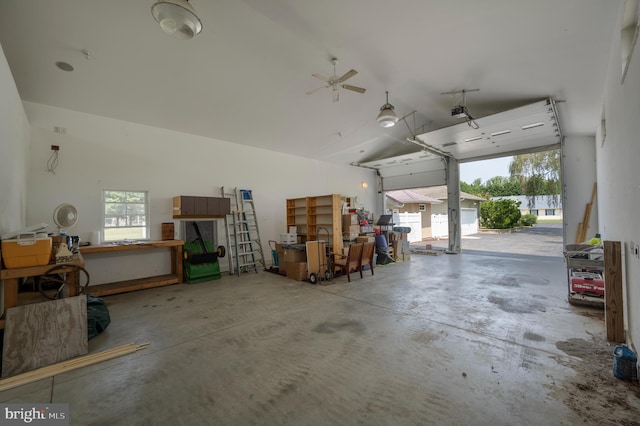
(377, 91), (398, 128)
(151, 0), (202, 40)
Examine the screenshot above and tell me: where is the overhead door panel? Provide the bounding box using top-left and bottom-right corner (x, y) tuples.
(382, 169), (446, 191)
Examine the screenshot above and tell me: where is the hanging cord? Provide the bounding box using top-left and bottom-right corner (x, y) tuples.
(47, 150), (59, 174)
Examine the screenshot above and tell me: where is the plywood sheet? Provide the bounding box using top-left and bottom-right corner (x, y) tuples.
(2, 296), (88, 378)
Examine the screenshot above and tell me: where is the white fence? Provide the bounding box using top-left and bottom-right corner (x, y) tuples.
(395, 212), (423, 243)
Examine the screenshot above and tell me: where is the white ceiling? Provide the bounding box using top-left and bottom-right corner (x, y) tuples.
(0, 0), (621, 167)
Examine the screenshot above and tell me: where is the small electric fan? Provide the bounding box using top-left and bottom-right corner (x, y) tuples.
(52, 203), (79, 234)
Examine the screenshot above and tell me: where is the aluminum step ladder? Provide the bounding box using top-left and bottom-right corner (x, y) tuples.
(221, 187), (266, 275)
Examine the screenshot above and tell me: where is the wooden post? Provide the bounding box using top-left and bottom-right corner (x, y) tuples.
(604, 241), (624, 342)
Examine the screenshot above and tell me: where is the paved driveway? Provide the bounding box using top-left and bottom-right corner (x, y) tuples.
(419, 223), (565, 258)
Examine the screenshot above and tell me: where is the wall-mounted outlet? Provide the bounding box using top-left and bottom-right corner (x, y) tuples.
(51, 145), (59, 151)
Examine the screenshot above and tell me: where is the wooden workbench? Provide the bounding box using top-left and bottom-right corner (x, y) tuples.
(80, 240), (184, 297)
(0, 253), (85, 329)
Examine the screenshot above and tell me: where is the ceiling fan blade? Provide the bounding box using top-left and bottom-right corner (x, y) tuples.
(337, 69), (358, 83)
(332, 89), (339, 103)
(342, 84), (366, 94)
(312, 73), (330, 82)
(306, 86), (327, 95)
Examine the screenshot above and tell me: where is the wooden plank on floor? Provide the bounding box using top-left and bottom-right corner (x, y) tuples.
(1, 296), (88, 378)
(604, 240), (624, 343)
(0, 343), (149, 392)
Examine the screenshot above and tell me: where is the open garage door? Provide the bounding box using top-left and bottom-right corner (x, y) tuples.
(357, 99), (561, 190)
(357, 99), (562, 252)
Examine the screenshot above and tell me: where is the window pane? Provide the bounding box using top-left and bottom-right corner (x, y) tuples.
(126, 192), (146, 203)
(105, 203), (127, 215)
(128, 203), (145, 215)
(104, 191), (126, 203)
(102, 190), (149, 241)
(104, 227), (146, 241)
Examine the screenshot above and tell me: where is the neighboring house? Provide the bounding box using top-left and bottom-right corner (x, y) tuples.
(385, 189), (442, 241)
(492, 195), (563, 220)
(412, 186), (485, 238)
(387, 186), (485, 240)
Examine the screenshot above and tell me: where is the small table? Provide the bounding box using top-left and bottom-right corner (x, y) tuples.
(0, 253), (85, 329)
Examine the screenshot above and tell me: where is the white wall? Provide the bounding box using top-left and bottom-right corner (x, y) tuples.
(24, 102), (377, 284)
(0, 44), (29, 235)
(562, 136), (598, 245)
(597, 4), (640, 349)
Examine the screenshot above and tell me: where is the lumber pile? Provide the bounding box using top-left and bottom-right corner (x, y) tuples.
(576, 182), (597, 243)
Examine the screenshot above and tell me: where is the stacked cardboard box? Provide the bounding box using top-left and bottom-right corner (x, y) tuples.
(276, 243), (306, 276)
(287, 262), (307, 281)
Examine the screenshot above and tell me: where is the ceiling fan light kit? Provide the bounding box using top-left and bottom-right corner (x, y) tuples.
(151, 0), (202, 39)
(377, 91), (398, 128)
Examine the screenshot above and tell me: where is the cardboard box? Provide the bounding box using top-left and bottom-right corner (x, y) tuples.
(343, 232), (359, 241)
(287, 262), (307, 281)
(284, 246), (306, 263)
(343, 214), (358, 225)
(570, 277), (604, 296)
(342, 224), (360, 233)
(570, 271), (604, 296)
(356, 236), (376, 243)
(2, 234), (52, 268)
(278, 261), (288, 275)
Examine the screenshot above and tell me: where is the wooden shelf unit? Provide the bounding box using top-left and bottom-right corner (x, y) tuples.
(286, 194), (343, 254)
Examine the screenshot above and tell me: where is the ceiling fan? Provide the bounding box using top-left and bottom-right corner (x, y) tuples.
(306, 58), (366, 102)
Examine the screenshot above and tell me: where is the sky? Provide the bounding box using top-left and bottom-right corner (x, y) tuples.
(460, 156), (512, 184)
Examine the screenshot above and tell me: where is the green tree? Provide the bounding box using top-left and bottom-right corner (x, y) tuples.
(479, 199), (522, 229)
(484, 176), (522, 197)
(460, 178), (484, 196)
(509, 150), (561, 207)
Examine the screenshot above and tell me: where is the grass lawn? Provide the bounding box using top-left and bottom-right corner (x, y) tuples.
(536, 218), (563, 224)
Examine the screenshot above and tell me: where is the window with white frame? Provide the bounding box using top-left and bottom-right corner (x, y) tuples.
(419, 204), (426, 212)
(545, 209), (555, 216)
(103, 190), (149, 241)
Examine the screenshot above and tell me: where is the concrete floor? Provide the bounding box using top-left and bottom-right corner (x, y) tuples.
(1, 228), (635, 425)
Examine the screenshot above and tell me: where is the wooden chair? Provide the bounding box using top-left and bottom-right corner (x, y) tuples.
(360, 241), (375, 278)
(333, 243), (363, 282)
